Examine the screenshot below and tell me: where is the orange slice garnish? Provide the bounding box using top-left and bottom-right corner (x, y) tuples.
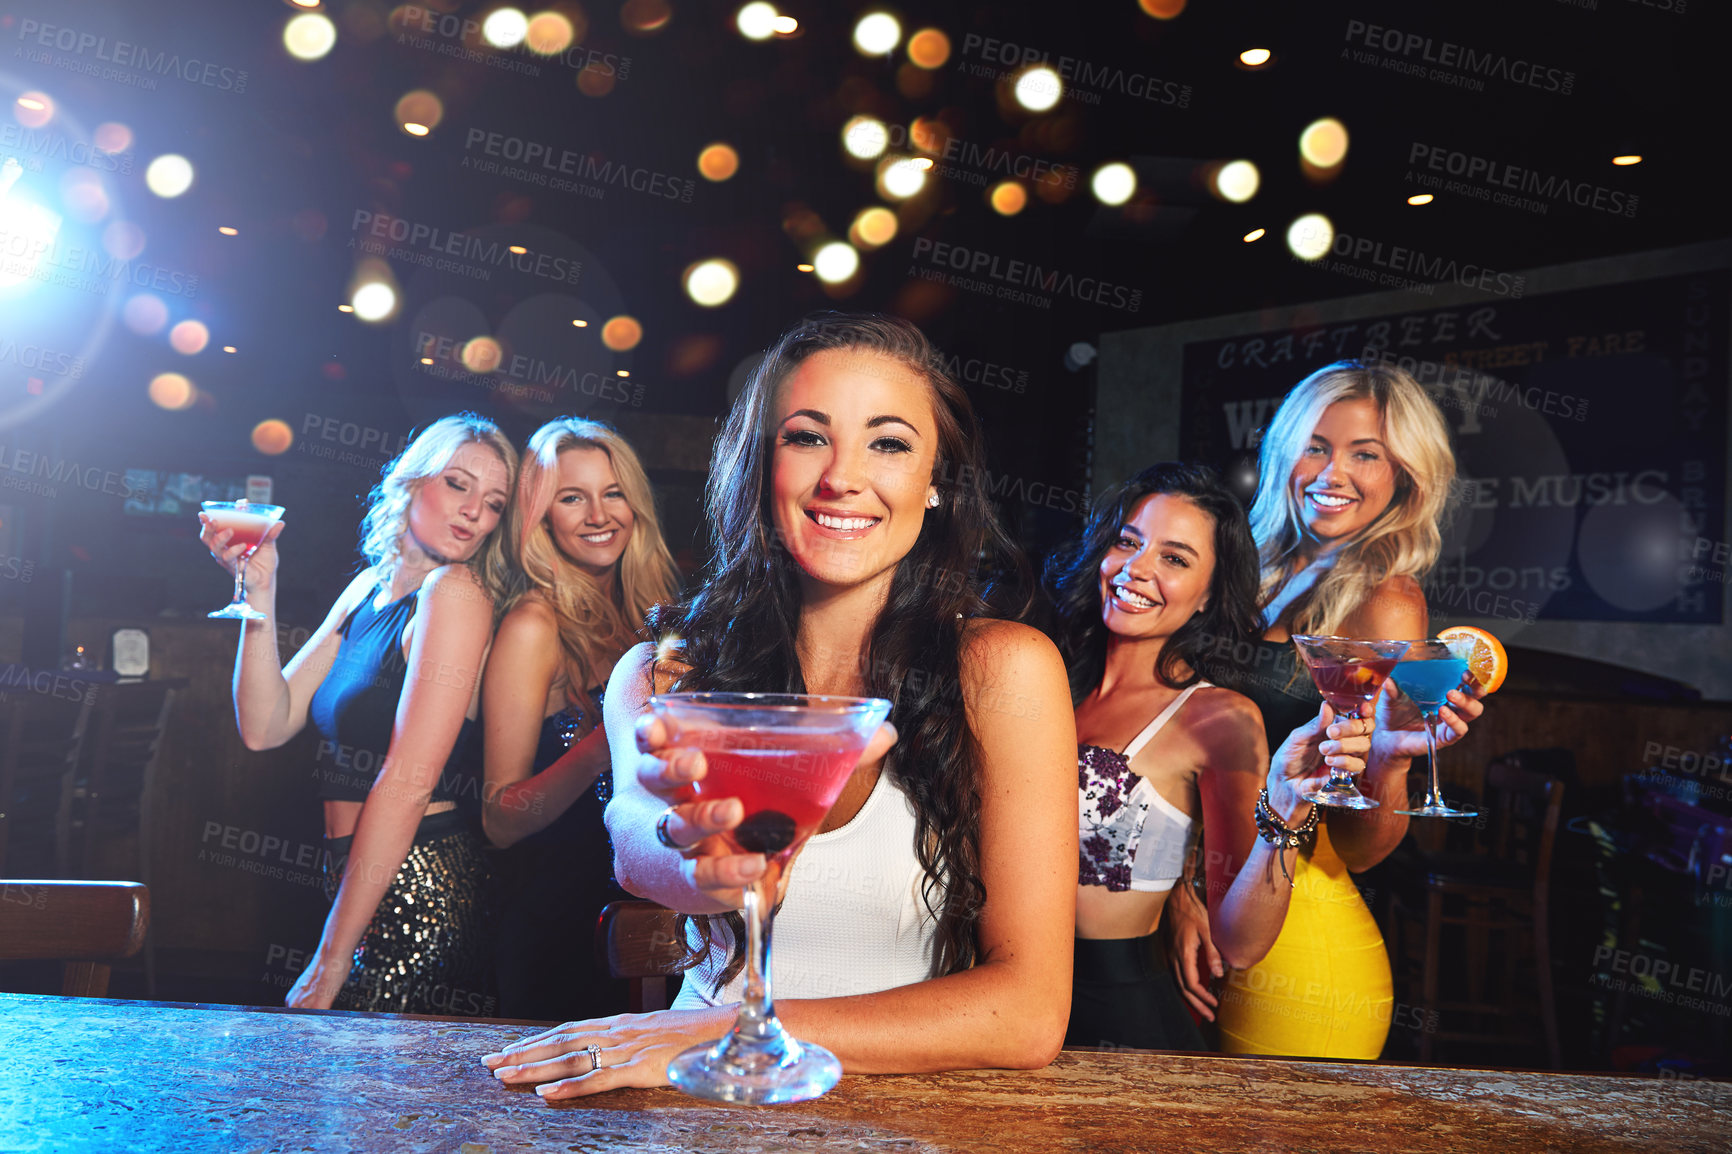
(1437, 625), (1508, 694)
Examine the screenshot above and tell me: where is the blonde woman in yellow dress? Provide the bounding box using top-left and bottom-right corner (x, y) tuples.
(1166, 358), (1487, 1059)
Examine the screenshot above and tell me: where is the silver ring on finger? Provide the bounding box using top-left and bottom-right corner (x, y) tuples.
(655, 806), (684, 850)
(584, 1044), (602, 1073)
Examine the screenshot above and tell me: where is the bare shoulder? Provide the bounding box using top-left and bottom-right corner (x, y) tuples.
(1184, 685), (1267, 770)
(958, 618), (1070, 730)
(1353, 572), (1428, 638)
(959, 618), (1063, 672)
(418, 564), (495, 624)
(499, 591), (559, 637)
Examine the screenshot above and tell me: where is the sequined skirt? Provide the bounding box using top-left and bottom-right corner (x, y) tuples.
(322, 809), (497, 1016)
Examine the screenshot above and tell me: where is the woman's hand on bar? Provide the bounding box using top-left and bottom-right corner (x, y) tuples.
(482, 1007), (735, 1098)
(284, 951), (351, 1011)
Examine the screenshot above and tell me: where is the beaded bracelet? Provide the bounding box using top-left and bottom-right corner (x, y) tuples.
(1254, 787), (1321, 888)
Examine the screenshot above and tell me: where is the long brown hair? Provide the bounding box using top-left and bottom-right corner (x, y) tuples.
(651, 311), (1027, 990)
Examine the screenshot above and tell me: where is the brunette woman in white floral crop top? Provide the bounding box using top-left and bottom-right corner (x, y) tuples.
(1045, 463), (1373, 1051)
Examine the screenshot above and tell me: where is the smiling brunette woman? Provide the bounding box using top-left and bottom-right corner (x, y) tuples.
(481, 418), (680, 1021)
(1045, 463), (1372, 1052)
(481, 312), (1076, 1097)
(1164, 360), (1486, 1059)
(198, 413), (517, 1013)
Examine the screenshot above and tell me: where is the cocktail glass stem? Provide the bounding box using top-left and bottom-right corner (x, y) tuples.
(211, 548), (267, 621)
(1417, 711), (1446, 809)
(735, 876), (780, 1043)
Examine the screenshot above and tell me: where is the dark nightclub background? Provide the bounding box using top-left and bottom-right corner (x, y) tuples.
(2, 0), (1728, 1073)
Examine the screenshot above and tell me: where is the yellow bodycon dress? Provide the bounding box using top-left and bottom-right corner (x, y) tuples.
(1215, 822), (1394, 1059)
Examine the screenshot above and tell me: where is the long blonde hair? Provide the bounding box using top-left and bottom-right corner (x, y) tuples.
(507, 418), (680, 711)
(358, 413), (518, 606)
(1249, 360), (1454, 636)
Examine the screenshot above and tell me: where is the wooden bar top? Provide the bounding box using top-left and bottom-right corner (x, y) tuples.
(1, 993), (1727, 1152)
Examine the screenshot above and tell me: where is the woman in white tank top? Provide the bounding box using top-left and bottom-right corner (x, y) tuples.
(1045, 463), (1374, 1051)
(483, 314), (1078, 1099)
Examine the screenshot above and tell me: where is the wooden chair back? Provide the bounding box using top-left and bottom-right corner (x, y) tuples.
(0, 688), (94, 874)
(70, 681), (179, 878)
(1484, 755), (1566, 893)
(0, 879), (149, 996)
(596, 900), (686, 1012)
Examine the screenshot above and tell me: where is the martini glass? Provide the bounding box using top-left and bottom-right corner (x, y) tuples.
(1390, 639), (1479, 818)
(201, 500), (284, 621)
(1290, 635), (1410, 809)
(649, 691), (893, 1105)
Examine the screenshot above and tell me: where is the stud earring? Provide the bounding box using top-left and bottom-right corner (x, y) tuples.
(926, 493), (940, 508)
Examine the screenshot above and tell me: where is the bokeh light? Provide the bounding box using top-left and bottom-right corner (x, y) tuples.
(1407, 193), (1434, 206)
(577, 65), (615, 97)
(1213, 160), (1260, 203)
(1243, 228), (1266, 242)
(990, 181), (1027, 215)
(850, 206), (898, 248)
(1013, 66), (1063, 112)
(104, 222), (146, 260)
(461, 336), (504, 372)
(169, 320), (211, 355)
(252, 419), (294, 454)
(395, 90), (444, 136)
(736, 2), (777, 40)
(697, 143), (740, 181)
(483, 8), (529, 47)
(908, 28), (950, 68)
(218, 226), (239, 236)
(1299, 117), (1349, 169)
(853, 13), (901, 55)
(622, 0), (672, 33)
(14, 92), (53, 129)
(1138, 0), (1187, 16)
(60, 170), (110, 223)
(683, 259), (739, 307)
(843, 116), (890, 161)
(1286, 213), (1334, 261)
(1240, 48), (1271, 67)
(123, 294), (169, 335)
(145, 154), (195, 198)
(524, 12), (575, 54)
(771, 15), (797, 33)
(878, 156), (927, 199)
(1613, 154), (1642, 166)
(1091, 163), (1136, 206)
(351, 281), (397, 322)
(94, 122), (132, 153)
(813, 242), (859, 283)
(602, 315), (644, 351)
(148, 373), (196, 411)
(283, 12), (338, 59)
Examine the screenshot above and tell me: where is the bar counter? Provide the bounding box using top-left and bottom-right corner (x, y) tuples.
(2, 993), (1727, 1152)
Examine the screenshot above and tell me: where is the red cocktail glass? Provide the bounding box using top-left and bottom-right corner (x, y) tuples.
(1290, 635), (1410, 808)
(201, 500), (284, 621)
(648, 692), (892, 1105)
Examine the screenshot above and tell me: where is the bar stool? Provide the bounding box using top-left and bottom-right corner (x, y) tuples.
(0, 879), (150, 996)
(596, 900), (686, 1011)
(1387, 753), (1565, 1068)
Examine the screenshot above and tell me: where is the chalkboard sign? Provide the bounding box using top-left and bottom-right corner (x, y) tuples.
(1178, 269), (1728, 624)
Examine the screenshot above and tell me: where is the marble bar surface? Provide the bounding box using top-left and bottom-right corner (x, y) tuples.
(1, 993), (1728, 1153)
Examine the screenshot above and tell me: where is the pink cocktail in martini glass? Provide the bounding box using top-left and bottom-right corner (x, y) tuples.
(201, 500), (284, 621)
(1290, 635), (1410, 809)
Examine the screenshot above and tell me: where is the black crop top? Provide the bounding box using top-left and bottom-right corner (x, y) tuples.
(1232, 637), (1324, 757)
(308, 583), (476, 805)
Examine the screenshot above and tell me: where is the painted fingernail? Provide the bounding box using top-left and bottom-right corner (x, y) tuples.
(535, 1084), (557, 1098)
(481, 1052), (503, 1066)
(493, 1065), (516, 1080)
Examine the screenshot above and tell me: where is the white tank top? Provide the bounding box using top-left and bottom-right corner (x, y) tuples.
(671, 766), (937, 1008)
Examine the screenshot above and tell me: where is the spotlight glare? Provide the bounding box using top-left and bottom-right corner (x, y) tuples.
(1299, 117), (1349, 168)
(853, 13), (901, 55)
(684, 258), (740, 307)
(283, 12), (338, 59)
(1286, 213), (1333, 261)
(842, 116), (890, 160)
(813, 242), (859, 283)
(1013, 66), (1063, 112)
(1091, 162), (1136, 206)
(483, 8), (530, 47)
(145, 154), (195, 198)
(1214, 159), (1260, 203)
(736, 2), (777, 40)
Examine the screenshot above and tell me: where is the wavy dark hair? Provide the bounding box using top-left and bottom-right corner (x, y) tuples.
(1043, 462), (1262, 704)
(649, 311), (1027, 990)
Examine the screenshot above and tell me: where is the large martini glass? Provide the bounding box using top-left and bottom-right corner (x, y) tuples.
(1290, 635), (1410, 808)
(201, 500), (284, 621)
(648, 691), (892, 1105)
(1390, 638), (1479, 818)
